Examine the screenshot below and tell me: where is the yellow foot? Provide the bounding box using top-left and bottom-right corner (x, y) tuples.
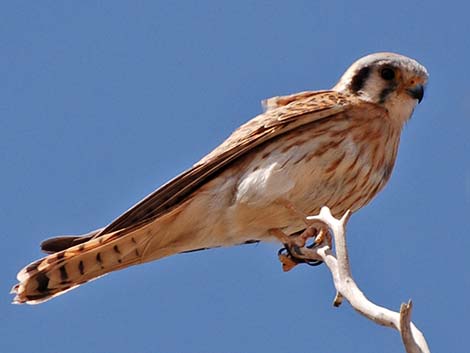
(314, 228), (332, 249)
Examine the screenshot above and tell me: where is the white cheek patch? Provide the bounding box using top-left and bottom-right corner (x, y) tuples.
(360, 74), (385, 102)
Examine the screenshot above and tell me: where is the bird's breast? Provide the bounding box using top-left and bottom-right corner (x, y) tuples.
(231, 113), (400, 221)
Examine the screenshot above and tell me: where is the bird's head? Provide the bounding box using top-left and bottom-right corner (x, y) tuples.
(333, 52), (428, 126)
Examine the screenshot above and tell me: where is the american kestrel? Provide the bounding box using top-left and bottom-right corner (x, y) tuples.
(12, 52), (428, 304)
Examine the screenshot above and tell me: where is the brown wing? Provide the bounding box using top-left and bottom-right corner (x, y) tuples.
(98, 90), (352, 235)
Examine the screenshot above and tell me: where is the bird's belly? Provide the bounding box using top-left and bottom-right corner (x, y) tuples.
(233, 137), (361, 210)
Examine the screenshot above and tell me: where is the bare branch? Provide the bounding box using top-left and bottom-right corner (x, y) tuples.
(305, 207), (430, 353)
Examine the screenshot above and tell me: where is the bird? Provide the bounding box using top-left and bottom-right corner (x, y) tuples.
(12, 52), (428, 304)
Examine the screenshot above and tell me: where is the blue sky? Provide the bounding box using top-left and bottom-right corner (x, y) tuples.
(2, 1), (469, 352)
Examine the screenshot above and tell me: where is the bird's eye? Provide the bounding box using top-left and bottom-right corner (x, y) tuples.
(380, 67), (395, 81)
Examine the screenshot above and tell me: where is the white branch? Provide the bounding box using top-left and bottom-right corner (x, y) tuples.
(306, 207), (430, 353)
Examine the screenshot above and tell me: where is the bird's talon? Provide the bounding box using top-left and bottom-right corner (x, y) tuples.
(276, 226), (325, 270)
(278, 249), (301, 272)
(313, 228), (331, 248)
(277, 245), (324, 270)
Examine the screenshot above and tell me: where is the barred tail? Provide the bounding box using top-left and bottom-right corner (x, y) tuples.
(11, 229), (151, 304)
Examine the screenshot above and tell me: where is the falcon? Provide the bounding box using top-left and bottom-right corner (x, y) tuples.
(12, 52), (428, 304)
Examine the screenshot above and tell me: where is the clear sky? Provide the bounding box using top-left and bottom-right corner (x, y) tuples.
(2, 1), (469, 353)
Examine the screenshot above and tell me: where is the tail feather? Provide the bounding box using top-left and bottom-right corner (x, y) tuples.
(12, 229), (151, 304)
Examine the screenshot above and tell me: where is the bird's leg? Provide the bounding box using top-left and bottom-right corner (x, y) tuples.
(271, 227), (326, 271)
(270, 229), (301, 272)
(270, 200), (333, 271)
(274, 199), (311, 226)
(270, 231), (327, 272)
(283, 199), (333, 246)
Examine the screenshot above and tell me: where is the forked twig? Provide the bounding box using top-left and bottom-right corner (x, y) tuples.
(306, 207), (430, 353)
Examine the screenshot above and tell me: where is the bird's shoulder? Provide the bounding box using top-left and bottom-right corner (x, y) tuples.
(198, 90), (356, 165)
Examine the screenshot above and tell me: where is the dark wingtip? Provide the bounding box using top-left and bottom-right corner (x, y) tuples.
(40, 236), (91, 254)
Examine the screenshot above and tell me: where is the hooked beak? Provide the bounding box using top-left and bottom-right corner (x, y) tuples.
(406, 84), (425, 104)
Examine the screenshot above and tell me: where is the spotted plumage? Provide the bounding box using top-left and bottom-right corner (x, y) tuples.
(12, 52), (428, 304)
